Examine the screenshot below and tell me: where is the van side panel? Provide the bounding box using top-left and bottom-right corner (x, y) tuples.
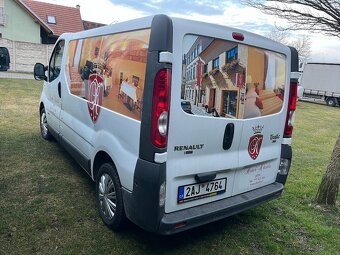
(61, 28), (152, 191)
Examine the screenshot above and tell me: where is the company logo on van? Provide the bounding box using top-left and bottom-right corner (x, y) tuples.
(174, 144), (204, 154)
(248, 125), (264, 160)
(87, 74), (104, 123)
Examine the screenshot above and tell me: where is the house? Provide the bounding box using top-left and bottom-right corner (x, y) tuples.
(183, 36), (213, 105)
(0, 0), (105, 72)
(199, 39), (247, 118)
(0, 0), (103, 44)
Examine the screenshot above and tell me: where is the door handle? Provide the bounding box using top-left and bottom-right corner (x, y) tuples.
(58, 82), (61, 98)
(222, 123), (234, 150)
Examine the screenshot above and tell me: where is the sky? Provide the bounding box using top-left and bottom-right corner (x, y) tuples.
(38, 0), (340, 63)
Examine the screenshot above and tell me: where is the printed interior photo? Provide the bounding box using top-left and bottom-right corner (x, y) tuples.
(181, 35), (286, 119)
(66, 29), (151, 121)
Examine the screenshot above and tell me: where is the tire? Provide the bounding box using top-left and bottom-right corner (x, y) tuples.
(96, 163), (126, 230)
(326, 97), (336, 107)
(40, 108), (52, 140)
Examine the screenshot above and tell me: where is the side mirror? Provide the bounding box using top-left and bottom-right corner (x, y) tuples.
(34, 63), (47, 81)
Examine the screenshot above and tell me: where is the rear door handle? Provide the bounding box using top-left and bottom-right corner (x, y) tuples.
(58, 82), (61, 98)
(222, 123), (234, 150)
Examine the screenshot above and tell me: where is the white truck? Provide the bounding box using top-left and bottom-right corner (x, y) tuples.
(299, 63), (340, 107)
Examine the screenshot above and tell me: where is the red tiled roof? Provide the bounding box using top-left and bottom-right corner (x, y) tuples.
(21, 0), (84, 36)
(83, 20), (106, 30)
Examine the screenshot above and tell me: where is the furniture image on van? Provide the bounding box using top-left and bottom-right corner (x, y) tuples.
(34, 15), (298, 235)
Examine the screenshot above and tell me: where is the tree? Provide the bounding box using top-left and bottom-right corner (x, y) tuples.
(265, 29), (290, 45)
(243, 0), (340, 38)
(244, 0), (340, 205)
(315, 133), (340, 205)
(290, 35), (311, 61)
(265, 28), (312, 61)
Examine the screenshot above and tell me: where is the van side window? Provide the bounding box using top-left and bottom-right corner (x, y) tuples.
(49, 40), (65, 82)
(66, 29), (151, 121)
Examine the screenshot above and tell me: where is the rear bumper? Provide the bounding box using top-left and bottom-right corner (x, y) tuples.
(158, 182), (284, 235)
(124, 145), (291, 235)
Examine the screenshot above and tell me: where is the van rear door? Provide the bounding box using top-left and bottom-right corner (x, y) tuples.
(165, 20), (290, 213)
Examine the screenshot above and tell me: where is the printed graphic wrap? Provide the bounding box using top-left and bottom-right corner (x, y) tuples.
(181, 35), (286, 119)
(66, 29), (151, 121)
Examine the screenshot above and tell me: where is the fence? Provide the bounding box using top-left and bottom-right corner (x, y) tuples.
(0, 38), (54, 72)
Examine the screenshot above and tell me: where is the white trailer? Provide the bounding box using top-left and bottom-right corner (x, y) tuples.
(299, 63), (340, 106)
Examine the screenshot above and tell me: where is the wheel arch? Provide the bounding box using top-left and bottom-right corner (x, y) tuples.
(92, 150), (116, 181)
(39, 102), (45, 114)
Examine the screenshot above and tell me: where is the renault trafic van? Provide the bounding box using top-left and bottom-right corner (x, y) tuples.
(34, 15), (298, 235)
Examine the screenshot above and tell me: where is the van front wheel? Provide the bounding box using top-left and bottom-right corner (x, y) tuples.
(40, 108), (52, 140)
(96, 163), (126, 230)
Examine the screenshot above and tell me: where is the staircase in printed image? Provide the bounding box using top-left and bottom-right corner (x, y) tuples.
(259, 90), (283, 115)
(69, 66), (83, 96)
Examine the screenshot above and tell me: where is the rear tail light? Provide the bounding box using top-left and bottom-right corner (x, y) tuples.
(151, 68), (171, 148)
(284, 80), (298, 137)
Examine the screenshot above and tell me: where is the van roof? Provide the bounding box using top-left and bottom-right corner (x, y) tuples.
(59, 14), (289, 57)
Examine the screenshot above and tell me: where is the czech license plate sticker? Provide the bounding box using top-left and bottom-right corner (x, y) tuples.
(178, 178), (227, 204)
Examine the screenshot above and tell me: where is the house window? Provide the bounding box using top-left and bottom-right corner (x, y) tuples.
(203, 64), (208, 74)
(213, 57), (219, 69)
(226, 47), (238, 63)
(47, 15), (56, 24)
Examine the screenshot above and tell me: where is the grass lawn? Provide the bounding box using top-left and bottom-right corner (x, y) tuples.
(0, 78), (339, 255)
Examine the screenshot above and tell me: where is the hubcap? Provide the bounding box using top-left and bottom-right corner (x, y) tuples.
(41, 112), (48, 136)
(98, 173), (117, 220)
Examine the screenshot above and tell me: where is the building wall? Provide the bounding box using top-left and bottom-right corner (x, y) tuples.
(0, 38), (54, 72)
(0, 0), (41, 43)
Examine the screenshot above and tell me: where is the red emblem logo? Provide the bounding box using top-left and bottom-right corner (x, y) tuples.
(87, 74), (104, 123)
(248, 125), (264, 160)
(248, 134), (263, 160)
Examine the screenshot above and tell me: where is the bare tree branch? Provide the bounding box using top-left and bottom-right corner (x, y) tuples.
(265, 28), (312, 61)
(243, 0), (340, 38)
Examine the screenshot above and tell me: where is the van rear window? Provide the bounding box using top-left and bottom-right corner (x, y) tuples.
(66, 29), (151, 121)
(181, 35), (286, 119)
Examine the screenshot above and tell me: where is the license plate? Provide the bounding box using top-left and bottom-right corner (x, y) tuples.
(177, 178), (227, 204)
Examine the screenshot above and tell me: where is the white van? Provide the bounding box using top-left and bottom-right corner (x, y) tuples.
(34, 15), (299, 235)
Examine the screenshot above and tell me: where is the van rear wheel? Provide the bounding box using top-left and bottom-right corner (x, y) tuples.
(40, 108), (52, 140)
(96, 163), (126, 230)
